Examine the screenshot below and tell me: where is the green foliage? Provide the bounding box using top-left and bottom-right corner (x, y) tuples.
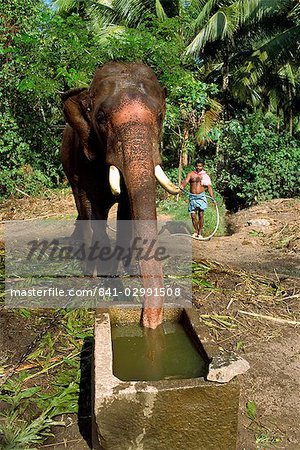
(0, 1), (99, 199)
(185, 0), (290, 56)
(0, 0), (300, 210)
(184, 0), (300, 131)
(0, 112), (52, 197)
(0, 380), (78, 449)
(255, 432), (282, 448)
(213, 112), (300, 208)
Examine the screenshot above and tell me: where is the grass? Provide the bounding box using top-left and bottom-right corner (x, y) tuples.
(256, 432), (282, 448)
(0, 377), (77, 450)
(158, 191), (227, 237)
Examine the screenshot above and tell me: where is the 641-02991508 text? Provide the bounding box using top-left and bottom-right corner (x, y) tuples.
(9, 286), (182, 298)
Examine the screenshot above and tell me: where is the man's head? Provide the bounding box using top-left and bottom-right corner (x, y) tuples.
(195, 160), (204, 172)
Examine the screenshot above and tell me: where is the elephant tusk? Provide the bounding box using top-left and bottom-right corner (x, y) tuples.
(155, 165), (181, 195)
(109, 166), (121, 196)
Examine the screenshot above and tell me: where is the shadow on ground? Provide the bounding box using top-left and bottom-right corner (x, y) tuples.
(78, 336), (94, 449)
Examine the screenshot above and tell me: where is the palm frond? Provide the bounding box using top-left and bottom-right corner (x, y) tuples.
(99, 0), (114, 5)
(87, 0), (163, 29)
(191, 0), (276, 34)
(278, 63), (296, 86)
(196, 98), (222, 144)
(186, 0), (294, 56)
(54, 0), (80, 13)
(252, 25), (300, 63)
(233, 23), (300, 108)
(232, 58), (264, 106)
(234, 79), (262, 106)
(199, 61), (224, 79)
(237, 0), (294, 24)
(155, 0), (168, 21)
(185, 8), (239, 56)
(88, 1), (117, 25)
(185, 0), (209, 16)
(192, 0), (219, 34)
(268, 87), (282, 111)
(234, 26), (300, 97)
(111, 0), (150, 26)
(288, 1), (300, 24)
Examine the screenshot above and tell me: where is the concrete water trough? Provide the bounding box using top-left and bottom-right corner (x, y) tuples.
(93, 306), (241, 450)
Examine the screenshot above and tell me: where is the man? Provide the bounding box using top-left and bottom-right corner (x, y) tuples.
(180, 160), (216, 239)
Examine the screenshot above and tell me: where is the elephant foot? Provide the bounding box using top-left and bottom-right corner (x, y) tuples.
(141, 307), (163, 329)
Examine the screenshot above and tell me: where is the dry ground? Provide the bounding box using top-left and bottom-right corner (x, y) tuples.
(192, 198), (300, 449)
(0, 192), (299, 450)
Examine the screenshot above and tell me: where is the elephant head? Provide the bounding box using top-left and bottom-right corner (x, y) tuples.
(61, 61), (180, 329)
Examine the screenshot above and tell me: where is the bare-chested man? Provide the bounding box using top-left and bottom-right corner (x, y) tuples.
(180, 160), (216, 239)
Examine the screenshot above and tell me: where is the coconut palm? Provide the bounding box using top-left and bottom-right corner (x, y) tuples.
(53, 0), (174, 47)
(184, 0), (300, 122)
(54, 0), (169, 23)
(232, 2), (300, 132)
(185, 0), (292, 56)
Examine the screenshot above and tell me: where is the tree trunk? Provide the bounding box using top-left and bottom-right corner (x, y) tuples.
(223, 44), (230, 119)
(177, 145), (183, 201)
(182, 126), (189, 166)
(177, 125), (189, 200)
(288, 84), (293, 136)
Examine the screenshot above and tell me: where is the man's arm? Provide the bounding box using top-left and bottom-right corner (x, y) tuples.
(180, 172), (191, 190)
(207, 184), (216, 203)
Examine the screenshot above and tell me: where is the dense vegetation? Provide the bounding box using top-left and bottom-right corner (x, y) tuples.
(1, 0), (300, 208)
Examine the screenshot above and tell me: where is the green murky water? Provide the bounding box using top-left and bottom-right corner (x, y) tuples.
(112, 321), (208, 381)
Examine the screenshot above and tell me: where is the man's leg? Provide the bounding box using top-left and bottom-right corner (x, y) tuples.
(191, 212), (199, 236)
(198, 210), (204, 236)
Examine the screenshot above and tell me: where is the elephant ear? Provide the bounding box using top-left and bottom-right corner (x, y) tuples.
(62, 88), (96, 161)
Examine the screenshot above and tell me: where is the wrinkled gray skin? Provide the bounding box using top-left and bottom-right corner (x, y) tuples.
(61, 61), (167, 329)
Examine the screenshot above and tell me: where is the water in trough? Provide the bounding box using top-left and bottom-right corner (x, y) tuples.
(112, 321), (208, 381)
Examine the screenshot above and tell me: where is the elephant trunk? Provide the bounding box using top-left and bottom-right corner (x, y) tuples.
(120, 139), (164, 329)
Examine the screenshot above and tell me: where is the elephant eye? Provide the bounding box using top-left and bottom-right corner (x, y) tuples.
(97, 111), (106, 124)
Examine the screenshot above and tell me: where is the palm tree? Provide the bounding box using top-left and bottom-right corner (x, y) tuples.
(54, 0), (169, 24)
(232, 2), (300, 133)
(184, 0), (300, 123)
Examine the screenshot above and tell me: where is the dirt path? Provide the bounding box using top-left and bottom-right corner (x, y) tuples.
(3, 194), (298, 278)
(1, 194), (299, 449)
(193, 198), (299, 278)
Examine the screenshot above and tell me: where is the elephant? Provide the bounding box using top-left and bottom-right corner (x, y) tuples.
(60, 61), (180, 329)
